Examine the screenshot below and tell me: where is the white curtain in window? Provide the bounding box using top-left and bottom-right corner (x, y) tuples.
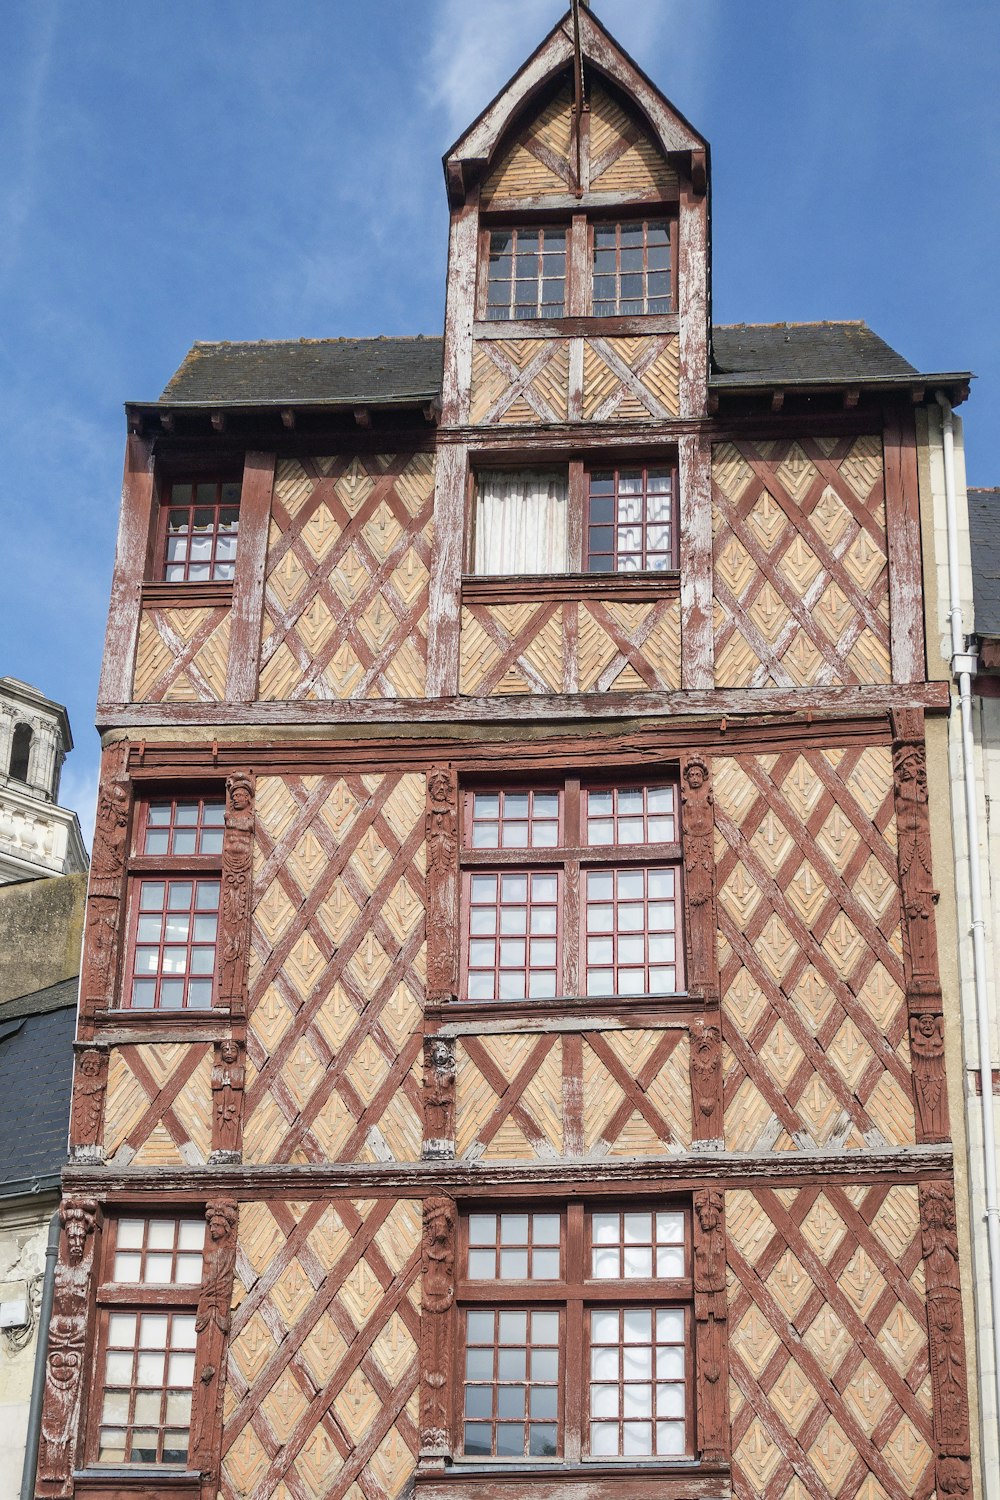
(474, 470), (568, 575)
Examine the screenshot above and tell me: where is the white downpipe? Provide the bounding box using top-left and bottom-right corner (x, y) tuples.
(937, 389), (1000, 1458)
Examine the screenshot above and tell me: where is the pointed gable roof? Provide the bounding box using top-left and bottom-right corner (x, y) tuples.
(442, 5), (707, 204)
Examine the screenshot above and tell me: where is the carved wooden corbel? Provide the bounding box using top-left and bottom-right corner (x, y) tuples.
(36, 1197), (100, 1497)
(681, 755), (724, 1146)
(78, 743), (132, 1025)
(210, 1038), (246, 1162)
(426, 768), (459, 1002)
(419, 1195), (456, 1469)
(190, 1200), (240, 1478)
(692, 1188), (729, 1464)
(919, 1181), (972, 1491)
(218, 771), (255, 1016)
(689, 1017), (723, 1147)
(422, 1035), (456, 1160)
(68, 1044), (109, 1162)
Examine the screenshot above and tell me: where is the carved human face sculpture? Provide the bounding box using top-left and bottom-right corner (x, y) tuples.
(207, 1207), (234, 1242)
(916, 1013), (938, 1040)
(48, 1344), (82, 1387)
(63, 1205), (95, 1264)
(220, 1040), (239, 1066)
(685, 761), (707, 789)
(697, 1192), (723, 1233)
(79, 1051), (101, 1079)
(228, 779), (252, 812)
(428, 772), (451, 807)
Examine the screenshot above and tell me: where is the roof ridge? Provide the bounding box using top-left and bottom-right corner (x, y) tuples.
(715, 320), (869, 331)
(190, 335), (442, 350)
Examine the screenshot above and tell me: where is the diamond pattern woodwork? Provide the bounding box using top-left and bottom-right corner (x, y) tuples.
(470, 340), (570, 425)
(460, 595), (681, 696)
(258, 454), (434, 701)
(715, 748), (916, 1152)
(581, 336), (679, 421)
(480, 81), (677, 206)
(221, 1196), (421, 1500)
(469, 336), (679, 426)
(455, 1029), (691, 1161)
(728, 1184), (934, 1499)
(244, 773), (426, 1165)
(713, 436), (891, 687)
(132, 605), (231, 701)
(102, 1042), (213, 1165)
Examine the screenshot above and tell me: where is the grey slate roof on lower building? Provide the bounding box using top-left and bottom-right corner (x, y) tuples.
(0, 978), (77, 1194)
(156, 322), (933, 407)
(969, 488), (1000, 638)
(710, 321), (918, 385)
(160, 336), (445, 407)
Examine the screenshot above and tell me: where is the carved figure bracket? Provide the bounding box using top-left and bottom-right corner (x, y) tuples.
(426, 767), (459, 1002)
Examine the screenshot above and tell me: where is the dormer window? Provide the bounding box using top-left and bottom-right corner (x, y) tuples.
(486, 227), (567, 321)
(592, 220), (672, 317)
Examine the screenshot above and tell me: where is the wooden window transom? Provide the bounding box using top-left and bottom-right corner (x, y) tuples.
(458, 1202), (692, 1464)
(159, 480), (240, 583)
(586, 467), (677, 573)
(592, 220), (672, 316)
(93, 1215), (205, 1470)
(461, 778), (684, 1005)
(486, 227), (566, 321)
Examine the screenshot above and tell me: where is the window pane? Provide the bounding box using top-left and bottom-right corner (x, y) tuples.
(462, 1306), (561, 1457)
(160, 482), (241, 581)
(474, 469), (569, 575)
(587, 1306), (687, 1458)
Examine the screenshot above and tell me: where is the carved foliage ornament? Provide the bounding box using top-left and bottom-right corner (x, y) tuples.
(419, 1195), (456, 1465)
(892, 727), (942, 996)
(219, 772), (255, 1007)
(422, 1035), (456, 1159)
(692, 1188), (729, 1463)
(426, 768), (458, 999)
(680, 754), (718, 998)
(80, 743), (131, 1015)
(919, 1182), (971, 1459)
(211, 1038), (246, 1160)
(37, 1197), (100, 1494)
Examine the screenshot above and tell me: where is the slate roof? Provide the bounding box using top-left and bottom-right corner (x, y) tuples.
(0, 977), (77, 1195)
(155, 322), (940, 408)
(969, 488), (1000, 638)
(160, 336), (445, 406)
(710, 322), (919, 386)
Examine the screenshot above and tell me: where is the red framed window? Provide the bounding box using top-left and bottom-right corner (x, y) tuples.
(92, 1215), (205, 1468)
(459, 1203), (692, 1462)
(592, 220), (672, 316)
(486, 227), (567, 320)
(460, 779), (683, 1004)
(586, 467), (677, 573)
(159, 480), (241, 582)
(123, 796), (225, 1012)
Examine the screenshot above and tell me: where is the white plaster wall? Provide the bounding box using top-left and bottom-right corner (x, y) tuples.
(924, 405), (1000, 1498)
(0, 1200), (56, 1499)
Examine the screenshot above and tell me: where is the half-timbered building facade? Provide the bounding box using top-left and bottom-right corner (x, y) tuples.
(35, 8), (984, 1500)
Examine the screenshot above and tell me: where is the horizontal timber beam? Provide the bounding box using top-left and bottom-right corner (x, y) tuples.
(63, 1143), (954, 1199)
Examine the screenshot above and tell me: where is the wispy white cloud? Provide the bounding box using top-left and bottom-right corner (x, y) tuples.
(0, 0), (59, 283)
(424, 0), (719, 145)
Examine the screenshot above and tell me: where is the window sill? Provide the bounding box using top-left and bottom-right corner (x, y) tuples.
(141, 580), (234, 609)
(74, 1468), (200, 1498)
(462, 572), (679, 605)
(474, 314), (679, 340)
(92, 1006), (238, 1041)
(415, 1459), (729, 1499)
(427, 991), (699, 1031)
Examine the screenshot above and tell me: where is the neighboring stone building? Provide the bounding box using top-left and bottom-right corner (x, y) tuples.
(0, 678), (88, 886)
(0, 680), (87, 1495)
(31, 9), (990, 1500)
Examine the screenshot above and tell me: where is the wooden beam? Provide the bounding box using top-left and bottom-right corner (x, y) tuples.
(160, 411), (175, 432)
(690, 148), (707, 196)
(770, 389), (785, 412)
(280, 408), (296, 429)
(843, 387), (860, 410)
(354, 405), (371, 428)
(210, 411), (226, 432)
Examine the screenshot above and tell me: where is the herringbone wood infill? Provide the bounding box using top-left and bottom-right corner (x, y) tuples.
(715, 748), (915, 1153)
(460, 595), (681, 696)
(221, 1197), (421, 1500)
(713, 436), (891, 688)
(259, 454), (434, 701)
(133, 605), (231, 701)
(244, 773), (426, 1166)
(456, 1030), (692, 1161)
(103, 1042), (213, 1165)
(728, 1184), (934, 1500)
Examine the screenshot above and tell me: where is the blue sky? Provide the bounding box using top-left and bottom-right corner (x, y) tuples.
(1, 0), (997, 842)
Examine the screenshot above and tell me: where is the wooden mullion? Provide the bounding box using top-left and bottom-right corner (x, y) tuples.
(226, 449), (274, 702)
(567, 213), (589, 318)
(564, 1204), (585, 1463)
(563, 856), (581, 1004)
(567, 460), (586, 571)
